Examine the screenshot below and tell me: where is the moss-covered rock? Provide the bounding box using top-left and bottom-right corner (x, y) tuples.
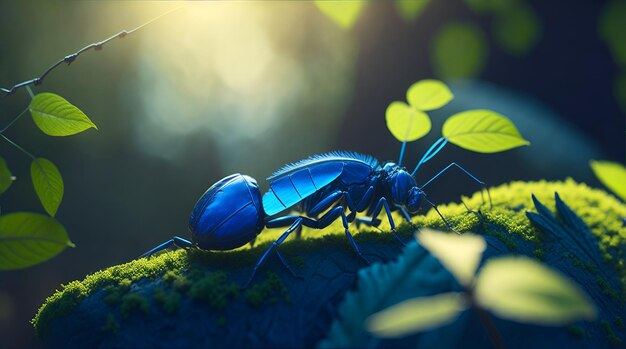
(32, 180), (626, 348)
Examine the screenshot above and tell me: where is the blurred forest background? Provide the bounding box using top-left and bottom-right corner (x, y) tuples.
(0, 1), (624, 348)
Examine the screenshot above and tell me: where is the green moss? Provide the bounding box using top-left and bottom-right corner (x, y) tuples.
(33, 250), (188, 336)
(100, 313), (119, 335)
(119, 293), (150, 318)
(153, 286), (181, 315)
(32, 180), (626, 337)
(188, 271), (239, 311)
(217, 315), (226, 327)
(103, 278), (132, 305)
(565, 325), (588, 339)
(601, 319), (622, 345)
(244, 272), (290, 308)
(615, 316), (624, 328)
(162, 271), (190, 292)
(596, 277), (619, 300)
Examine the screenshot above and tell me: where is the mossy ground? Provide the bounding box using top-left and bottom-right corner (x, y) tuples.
(32, 179), (626, 338)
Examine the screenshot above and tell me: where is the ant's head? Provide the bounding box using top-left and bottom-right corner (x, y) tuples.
(389, 168), (417, 206)
(406, 187), (424, 214)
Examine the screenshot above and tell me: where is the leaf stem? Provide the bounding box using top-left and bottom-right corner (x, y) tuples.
(26, 85), (34, 99)
(474, 305), (508, 349)
(0, 106), (29, 133)
(0, 134), (36, 159)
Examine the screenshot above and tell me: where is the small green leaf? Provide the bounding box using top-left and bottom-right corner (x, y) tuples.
(385, 102), (431, 142)
(0, 212), (74, 270)
(29, 92), (97, 136)
(590, 160), (626, 201)
(406, 79), (454, 111)
(493, 4), (541, 56)
(475, 257), (597, 325)
(395, 0), (430, 22)
(432, 22), (487, 79)
(417, 229), (486, 286)
(31, 158), (64, 217)
(442, 109), (529, 153)
(314, 0), (365, 29)
(367, 292), (468, 337)
(600, 0), (626, 66)
(0, 157), (16, 195)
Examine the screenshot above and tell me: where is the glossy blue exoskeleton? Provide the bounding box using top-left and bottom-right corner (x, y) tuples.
(140, 135), (489, 287)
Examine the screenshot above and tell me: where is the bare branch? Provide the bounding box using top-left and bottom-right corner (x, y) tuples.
(1, 6), (183, 97)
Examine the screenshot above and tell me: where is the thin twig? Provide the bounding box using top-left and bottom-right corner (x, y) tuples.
(0, 134), (36, 159)
(0, 6), (184, 97)
(0, 106), (29, 133)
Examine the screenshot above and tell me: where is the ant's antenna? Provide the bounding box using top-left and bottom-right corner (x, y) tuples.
(410, 137), (448, 176)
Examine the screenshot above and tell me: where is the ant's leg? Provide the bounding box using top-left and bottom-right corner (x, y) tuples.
(314, 206), (370, 264)
(398, 206), (412, 223)
(366, 197), (406, 246)
(422, 196), (461, 235)
(419, 162), (492, 208)
(244, 218), (303, 288)
(139, 236), (194, 258)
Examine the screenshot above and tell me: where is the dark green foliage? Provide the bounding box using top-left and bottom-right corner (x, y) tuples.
(188, 271), (239, 311)
(244, 272), (291, 308)
(601, 320), (622, 345)
(153, 286), (181, 315)
(565, 325), (587, 339)
(119, 293), (149, 319)
(100, 314), (120, 335)
(103, 278), (132, 305)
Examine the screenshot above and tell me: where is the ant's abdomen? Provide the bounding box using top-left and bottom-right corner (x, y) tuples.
(189, 174), (264, 250)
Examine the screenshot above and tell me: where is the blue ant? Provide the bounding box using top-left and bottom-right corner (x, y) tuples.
(140, 133), (490, 287)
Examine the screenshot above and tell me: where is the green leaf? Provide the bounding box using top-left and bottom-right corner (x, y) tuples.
(0, 157), (15, 195)
(314, 0), (365, 29)
(442, 109), (529, 153)
(0, 212), (74, 270)
(385, 102), (431, 142)
(600, 0), (626, 65)
(417, 229), (486, 286)
(590, 160), (626, 201)
(475, 257), (597, 325)
(367, 292), (467, 338)
(29, 92), (97, 136)
(31, 158), (64, 217)
(395, 0), (430, 22)
(493, 4), (541, 56)
(406, 79), (454, 111)
(465, 0), (518, 14)
(432, 22), (487, 79)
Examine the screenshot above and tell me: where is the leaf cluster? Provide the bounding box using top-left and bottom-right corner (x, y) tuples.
(0, 92), (96, 269)
(385, 79), (529, 163)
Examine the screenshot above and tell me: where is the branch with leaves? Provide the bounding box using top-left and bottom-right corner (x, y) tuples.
(0, 8), (180, 270)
